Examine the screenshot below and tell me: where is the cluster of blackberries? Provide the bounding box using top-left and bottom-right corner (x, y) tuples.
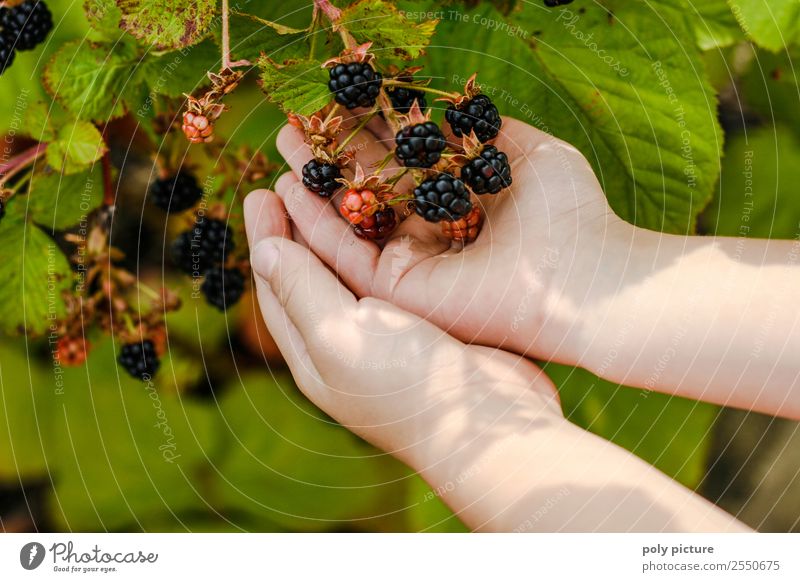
(149, 171), (203, 213)
(118, 340), (159, 381)
(0, 0), (52, 76)
(171, 215), (244, 311)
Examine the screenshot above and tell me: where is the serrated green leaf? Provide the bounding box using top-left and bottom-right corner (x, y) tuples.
(258, 57), (331, 116)
(727, 0), (800, 52)
(83, 0), (125, 40)
(212, 373), (398, 531)
(0, 342), (53, 479)
(46, 121), (107, 176)
(340, 0), (437, 60)
(143, 39), (221, 98)
(17, 101), (56, 142)
(116, 0), (217, 50)
(426, 2), (722, 233)
(44, 40), (141, 122)
(220, 11), (309, 64)
(0, 206), (71, 335)
(26, 167), (103, 231)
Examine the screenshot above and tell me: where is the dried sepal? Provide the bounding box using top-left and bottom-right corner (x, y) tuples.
(322, 41), (376, 68)
(396, 99), (430, 129)
(436, 72), (481, 109)
(337, 162), (394, 199)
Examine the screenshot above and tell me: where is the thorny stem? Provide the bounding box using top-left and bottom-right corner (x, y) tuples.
(386, 168), (409, 186)
(335, 109), (377, 154)
(0, 143), (47, 186)
(384, 80), (459, 100)
(220, 0), (250, 69)
(324, 103), (341, 123)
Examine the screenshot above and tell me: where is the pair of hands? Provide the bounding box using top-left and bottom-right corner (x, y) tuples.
(243, 114), (751, 532)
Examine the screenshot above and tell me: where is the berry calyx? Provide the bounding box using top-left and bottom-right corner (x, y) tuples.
(0, 0), (52, 52)
(302, 159), (343, 197)
(150, 171), (203, 212)
(441, 206), (483, 242)
(413, 173), (472, 223)
(387, 85), (427, 114)
(445, 94), (502, 143)
(118, 339), (160, 381)
(353, 208), (397, 240)
(328, 62), (383, 109)
(201, 265), (245, 311)
(55, 336), (90, 367)
(461, 145), (513, 195)
(339, 188), (379, 225)
(395, 121), (446, 168)
(171, 217), (234, 276)
(182, 111), (214, 144)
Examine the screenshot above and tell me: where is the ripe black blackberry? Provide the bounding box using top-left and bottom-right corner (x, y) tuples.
(353, 208), (397, 240)
(387, 86), (427, 114)
(150, 171), (203, 212)
(328, 62), (383, 109)
(544, 0), (574, 6)
(461, 145), (513, 195)
(445, 94), (502, 142)
(0, 0), (53, 52)
(201, 266), (245, 311)
(171, 217), (234, 276)
(302, 159), (342, 197)
(413, 173), (472, 223)
(395, 122), (446, 168)
(0, 31), (15, 75)
(118, 340), (160, 381)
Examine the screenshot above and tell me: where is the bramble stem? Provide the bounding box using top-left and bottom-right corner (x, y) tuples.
(101, 153), (115, 207)
(383, 80), (459, 100)
(335, 109), (377, 154)
(0, 143), (47, 185)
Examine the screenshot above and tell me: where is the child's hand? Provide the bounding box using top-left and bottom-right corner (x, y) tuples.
(272, 116), (618, 365)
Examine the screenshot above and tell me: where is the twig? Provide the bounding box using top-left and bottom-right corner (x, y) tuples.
(0, 143), (47, 185)
(101, 153), (115, 207)
(383, 80), (459, 100)
(335, 109), (377, 154)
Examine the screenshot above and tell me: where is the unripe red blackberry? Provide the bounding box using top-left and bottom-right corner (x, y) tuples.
(182, 111), (214, 143)
(395, 121), (446, 168)
(328, 62), (383, 109)
(0, 0), (52, 51)
(118, 340), (160, 381)
(302, 159), (342, 197)
(339, 188), (379, 225)
(445, 94), (502, 142)
(201, 266), (245, 311)
(413, 173), (472, 223)
(353, 208), (397, 240)
(461, 145), (513, 194)
(441, 206), (483, 243)
(150, 171), (203, 212)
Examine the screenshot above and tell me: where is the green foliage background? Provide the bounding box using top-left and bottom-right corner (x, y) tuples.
(0, 0), (796, 531)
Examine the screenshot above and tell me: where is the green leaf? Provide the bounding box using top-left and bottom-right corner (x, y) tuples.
(700, 126), (800, 239)
(83, 0), (125, 40)
(211, 373), (400, 531)
(46, 121), (107, 176)
(727, 0), (800, 51)
(26, 167), (103, 231)
(0, 206), (71, 335)
(19, 101), (56, 142)
(115, 0), (217, 50)
(220, 11), (309, 64)
(43, 40), (141, 122)
(142, 39), (221, 98)
(0, 342), (53, 479)
(544, 363), (717, 488)
(739, 48), (800, 137)
(425, 2), (722, 233)
(689, 0), (744, 50)
(257, 57), (331, 116)
(340, 0), (438, 60)
(47, 340), (219, 530)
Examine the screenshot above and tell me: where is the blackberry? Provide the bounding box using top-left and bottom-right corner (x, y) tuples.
(171, 217), (234, 276)
(445, 94), (502, 142)
(461, 145), (513, 194)
(353, 208), (397, 240)
(413, 173), (472, 223)
(387, 86), (427, 114)
(395, 122), (446, 168)
(0, 31), (15, 75)
(302, 159), (342, 197)
(201, 266), (245, 311)
(118, 340), (160, 381)
(545, 0), (574, 6)
(150, 171), (203, 212)
(0, 0), (53, 51)
(328, 62), (383, 109)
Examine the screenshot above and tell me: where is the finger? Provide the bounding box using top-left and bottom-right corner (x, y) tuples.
(243, 189), (290, 246)
(275, 171), (379, 297)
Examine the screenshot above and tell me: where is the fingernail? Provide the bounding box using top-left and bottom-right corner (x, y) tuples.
(253, 240), (279, 279)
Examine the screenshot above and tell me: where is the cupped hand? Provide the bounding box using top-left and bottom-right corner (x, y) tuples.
(272, 114), (626, 363)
